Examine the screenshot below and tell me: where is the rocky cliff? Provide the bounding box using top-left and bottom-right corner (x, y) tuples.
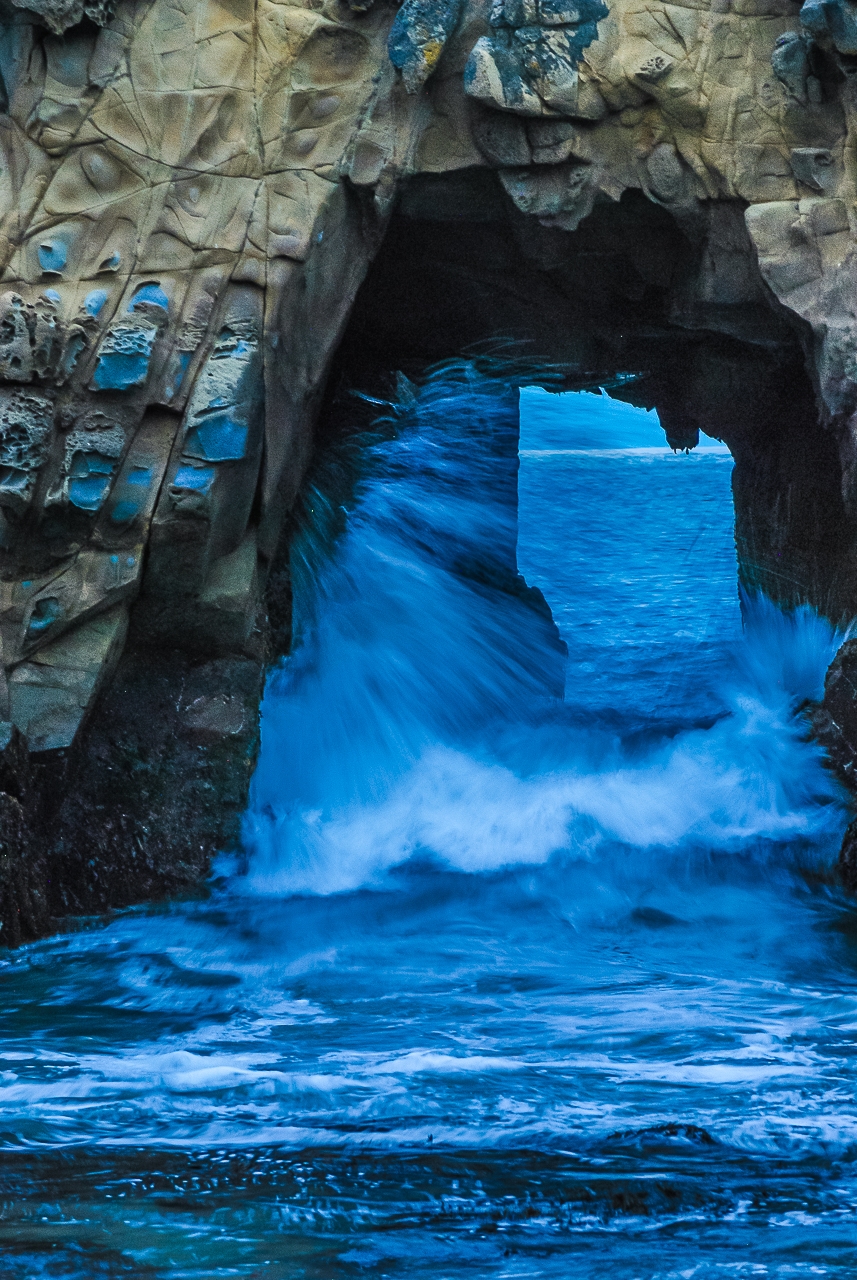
(1, 0), (857, 939)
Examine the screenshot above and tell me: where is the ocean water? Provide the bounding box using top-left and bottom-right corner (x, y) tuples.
(1, 365), (856, 1278)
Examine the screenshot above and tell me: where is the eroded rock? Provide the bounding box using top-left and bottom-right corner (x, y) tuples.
(3, 0), (857, 933)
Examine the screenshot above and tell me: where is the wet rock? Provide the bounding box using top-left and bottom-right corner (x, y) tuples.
(810, 638), (857, 789)
(808, 638), (857, 888)
(0, 725), (46, 947)
(40, 647), (263, 929)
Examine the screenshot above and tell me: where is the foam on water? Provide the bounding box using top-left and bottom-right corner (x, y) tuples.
(244, 367), (844, 896)
(2, 363), (857, 1278)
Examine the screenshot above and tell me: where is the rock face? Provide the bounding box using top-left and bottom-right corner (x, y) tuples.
(2, 0), (857, 935)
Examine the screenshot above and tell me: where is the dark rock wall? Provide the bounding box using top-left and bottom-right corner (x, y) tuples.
(342, 176), (853, 620)
(0, 643), (262, 942)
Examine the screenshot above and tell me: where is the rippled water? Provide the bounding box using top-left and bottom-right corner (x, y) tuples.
(2, 366), (856, 1278)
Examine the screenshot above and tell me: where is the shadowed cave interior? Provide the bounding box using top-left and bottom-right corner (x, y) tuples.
(326, 169), (855, 622)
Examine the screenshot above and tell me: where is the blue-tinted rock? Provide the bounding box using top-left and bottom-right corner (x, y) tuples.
(128, 283), (169, 313)
(184, 412), (249, 462)
(67, 450), (116, 511)
(772, 32), (809, 100)
(388, 0), (465, 92)
(801, 0), (857, 55)
(37, 240), (67, 274)
(91, 324), (156, 391)
(172, 464), (215, 493)
(107, 466), (154, 525)
(539, 0), (606, 24)
(0, 466), (30, 500)
(26, 596), (61, 636)
(92, 352), (149, 390)
(466, 0), (606, 114)
(84, 289), (108, 316)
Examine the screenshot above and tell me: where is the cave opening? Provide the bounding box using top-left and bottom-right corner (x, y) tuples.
(516, 382), (738, 737)
(305, 170), (856, 628)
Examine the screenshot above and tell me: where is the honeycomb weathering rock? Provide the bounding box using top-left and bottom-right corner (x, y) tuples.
(2, 0), (857, 934)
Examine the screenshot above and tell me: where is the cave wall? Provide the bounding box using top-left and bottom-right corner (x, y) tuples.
(2, 0), (857, 937)
(338, 177), (857, 618)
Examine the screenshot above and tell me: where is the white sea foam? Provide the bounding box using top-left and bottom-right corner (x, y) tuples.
(2, 368), (857, 1275)
(244, 368), (845, 896)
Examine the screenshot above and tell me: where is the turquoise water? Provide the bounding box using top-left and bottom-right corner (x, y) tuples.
(1, 366), (855, 1278)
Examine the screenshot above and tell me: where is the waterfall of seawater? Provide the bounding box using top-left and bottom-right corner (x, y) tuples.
(2, 363), (857, 1278)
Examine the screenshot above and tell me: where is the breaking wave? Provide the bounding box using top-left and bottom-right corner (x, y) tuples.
(244, 365), (845, 896)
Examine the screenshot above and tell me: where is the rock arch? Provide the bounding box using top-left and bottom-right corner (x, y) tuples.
(1, 0), (857, 936)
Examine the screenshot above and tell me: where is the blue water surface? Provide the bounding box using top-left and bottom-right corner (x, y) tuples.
(0, 366), (855, 1278)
